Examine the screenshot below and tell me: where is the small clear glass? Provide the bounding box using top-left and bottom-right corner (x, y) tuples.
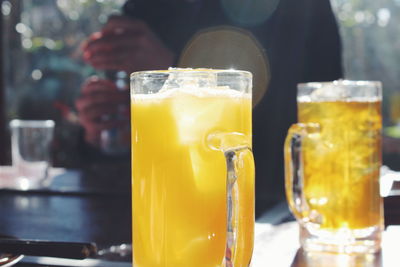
(9, 119), (55, 190)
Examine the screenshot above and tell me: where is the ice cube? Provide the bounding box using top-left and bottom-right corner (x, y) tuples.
(309, 83), (349, 102)
(160, 68), (219, 94)
(171, 90), (226, 144)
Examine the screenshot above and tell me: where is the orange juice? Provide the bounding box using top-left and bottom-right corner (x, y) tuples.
(297, 100), (383, 230)
(131, 87), (254, 267)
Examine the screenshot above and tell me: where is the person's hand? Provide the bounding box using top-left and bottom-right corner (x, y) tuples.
(75, 77), (130, 148)
(82, 15), (175, 74)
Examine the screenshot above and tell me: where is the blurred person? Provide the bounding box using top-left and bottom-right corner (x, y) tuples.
(75, 0), (343, 216)
(75, 13), (175, 156)
(383, 136), (400, 171)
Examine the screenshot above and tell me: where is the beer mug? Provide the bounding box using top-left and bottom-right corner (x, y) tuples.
(285, 80), (384, 254)
(130, 69), (254, 267)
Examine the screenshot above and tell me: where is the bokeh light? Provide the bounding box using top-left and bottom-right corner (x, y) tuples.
(179, 26), (270, 107)
(377, 8), (391, 27)
(220, 0), (281, 27)
(32, 69), (43, 80)
(2, 1), (11, 16)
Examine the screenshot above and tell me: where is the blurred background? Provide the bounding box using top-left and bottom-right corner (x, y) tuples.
(1, 0), (125, 167)
(0, 0), (399, 168)
(331, 0), (400, 129)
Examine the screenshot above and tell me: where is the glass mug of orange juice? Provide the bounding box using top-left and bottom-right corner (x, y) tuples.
(285, 80), (384, 254)
(130, 68), (254, 267)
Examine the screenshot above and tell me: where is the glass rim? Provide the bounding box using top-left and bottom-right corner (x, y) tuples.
(130, 68), (252, 80)
(298, 79), (382, 89)
(9, 119), (55, 128)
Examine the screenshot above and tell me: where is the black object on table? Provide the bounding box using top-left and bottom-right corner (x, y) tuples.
(0, 238), (97, 259)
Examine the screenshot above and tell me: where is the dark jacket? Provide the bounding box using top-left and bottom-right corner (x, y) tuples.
(124, 0), (343, 216)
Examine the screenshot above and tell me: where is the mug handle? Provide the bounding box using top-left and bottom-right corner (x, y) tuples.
(284, 123), (320, 224)
(208, 132), (255, 267)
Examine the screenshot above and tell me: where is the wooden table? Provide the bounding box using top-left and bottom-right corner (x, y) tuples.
(0, 166), (398, 266)
(252, 221), (400, 267)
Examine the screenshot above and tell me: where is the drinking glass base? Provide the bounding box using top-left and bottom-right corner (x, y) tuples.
(299, 224), (382, 254)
